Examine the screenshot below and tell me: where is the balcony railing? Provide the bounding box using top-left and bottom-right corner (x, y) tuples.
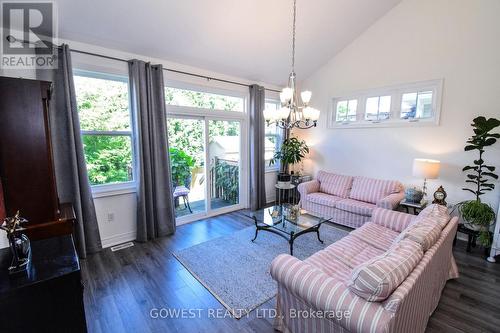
(210, 157), (239, 204)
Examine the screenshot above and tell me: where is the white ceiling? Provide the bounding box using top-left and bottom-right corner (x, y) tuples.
(54, 0), (401, 86)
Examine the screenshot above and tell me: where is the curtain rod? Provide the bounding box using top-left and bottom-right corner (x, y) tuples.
(69, 48), (281, 93)
(5, 34), (281, 93)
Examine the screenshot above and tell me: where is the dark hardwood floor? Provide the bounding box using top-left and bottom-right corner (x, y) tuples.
(81, 210), (500, 333)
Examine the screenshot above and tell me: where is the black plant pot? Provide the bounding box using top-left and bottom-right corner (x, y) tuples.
(277, 172), (291, 182)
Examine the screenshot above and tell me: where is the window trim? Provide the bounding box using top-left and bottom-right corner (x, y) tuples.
(335, 99), (358, 123)
(264, 99), (282, 172)
(73, 69), (137, 191)
(164, 80), (247, 115)
(329, 79), (443, 129)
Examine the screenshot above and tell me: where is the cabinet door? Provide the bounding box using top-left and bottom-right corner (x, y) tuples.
(0, 77), (59, 224)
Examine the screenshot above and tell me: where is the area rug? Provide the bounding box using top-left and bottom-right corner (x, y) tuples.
(173, 223), (349, 318)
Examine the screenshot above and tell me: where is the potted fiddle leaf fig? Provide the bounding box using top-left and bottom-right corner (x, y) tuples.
(458, 116), (500, 247)
(270, 137), (309, 184)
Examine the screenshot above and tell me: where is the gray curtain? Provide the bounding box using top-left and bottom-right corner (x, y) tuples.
(45, 44), (102, 258)
(128, 60), (176, 241)
(249, 84), (267, 210)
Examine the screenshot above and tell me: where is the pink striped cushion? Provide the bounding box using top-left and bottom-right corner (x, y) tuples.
(173, 186), (190, 196)
(317, 171), (353, 198)
(305, 192), (343, 207)
(349, 176), (401, 204)
(350, 222), (400, 250)
(371, 208), (416, 232)
(416, 204), (450, 228)
(322, 236), (384, 268)
(400, 217), (443, 251)
(305, 251), (352, 281)
(347, 239), (423, 301)
(335, 198), (376, 216)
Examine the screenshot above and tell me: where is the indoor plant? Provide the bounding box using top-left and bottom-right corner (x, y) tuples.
(270, 137), (309, 182)
(169, 148), (195, 188)
(458, 116), (499, 247)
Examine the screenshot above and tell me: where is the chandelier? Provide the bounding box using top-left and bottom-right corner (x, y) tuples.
(263, 0), (320, 130)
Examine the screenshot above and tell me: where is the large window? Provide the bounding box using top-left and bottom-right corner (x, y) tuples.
(264, 100), (283, 170)
(330, 79), (442, 128)
(165, 86), (244, 112)
(74, 71), (134, 187)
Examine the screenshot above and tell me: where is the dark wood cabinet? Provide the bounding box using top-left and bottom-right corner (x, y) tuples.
(0, 76), (73, 239)
(0, 235), (87, 332)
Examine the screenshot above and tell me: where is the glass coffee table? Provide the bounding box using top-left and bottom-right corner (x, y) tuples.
(249, 205), (332, 256)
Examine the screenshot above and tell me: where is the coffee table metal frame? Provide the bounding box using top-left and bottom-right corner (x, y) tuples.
(250, 206), (329, 256)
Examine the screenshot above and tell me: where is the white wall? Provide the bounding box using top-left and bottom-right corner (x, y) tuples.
(299, 0), (500, 214)
(93, 193), (137, 248)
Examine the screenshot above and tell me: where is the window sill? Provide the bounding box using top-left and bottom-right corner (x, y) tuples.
(265, 168), (279, 174)
(92, 182), (137, 198)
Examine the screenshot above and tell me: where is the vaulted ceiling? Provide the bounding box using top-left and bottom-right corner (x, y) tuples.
(54, 0), (401, 85)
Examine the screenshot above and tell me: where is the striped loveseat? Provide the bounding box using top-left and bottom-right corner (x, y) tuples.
(270, 204), (459, 333)
(297, 171), (405, 228)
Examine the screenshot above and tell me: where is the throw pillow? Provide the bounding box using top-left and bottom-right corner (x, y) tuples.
(347, 239), (423, 302)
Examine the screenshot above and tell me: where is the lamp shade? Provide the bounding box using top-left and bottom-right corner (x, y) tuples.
(412, 158), (440, 179)
(301, 90), (312, 104)
(281, 87), (293, 101)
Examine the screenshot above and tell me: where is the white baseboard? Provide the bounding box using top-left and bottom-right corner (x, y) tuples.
(101, 230), (136, 248)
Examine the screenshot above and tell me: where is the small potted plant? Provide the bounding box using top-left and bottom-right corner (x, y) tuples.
(457, 116), (499, 248)
(169, 148), (195, 188)
(270, 137), (309, 186)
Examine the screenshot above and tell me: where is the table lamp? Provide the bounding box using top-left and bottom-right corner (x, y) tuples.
(412, 158), (440, 202)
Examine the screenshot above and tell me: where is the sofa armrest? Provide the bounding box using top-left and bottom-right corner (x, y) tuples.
(297, 179), (320, 198)
(376, 191), (405, 210)
(371, 207), (416, 233)
(270, 254), (391, 333)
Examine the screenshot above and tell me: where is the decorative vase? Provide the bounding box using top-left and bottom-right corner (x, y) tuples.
(405, 187), (423, 203)
(7, 233), (31, 274)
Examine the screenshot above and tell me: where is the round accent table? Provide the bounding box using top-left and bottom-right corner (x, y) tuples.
(275, 183), (297, 205)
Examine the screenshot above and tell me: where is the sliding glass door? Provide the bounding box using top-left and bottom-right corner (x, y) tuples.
(208, 120), (241, 209)
(167, 116), (206, 218)
(167, 116), (243, 223)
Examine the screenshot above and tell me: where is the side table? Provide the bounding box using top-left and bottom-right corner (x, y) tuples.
(454, 224), (479, 253)
(275, 183), (297, 205)
(399, 200), (428, 215)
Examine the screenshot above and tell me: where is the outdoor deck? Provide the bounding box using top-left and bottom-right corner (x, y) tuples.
(175, 198), (237, 218)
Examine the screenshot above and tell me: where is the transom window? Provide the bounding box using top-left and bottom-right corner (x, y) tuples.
(74, 70), (134, 186)
(165, 86), (244, 112)
(330, 79), (442, 128)
(335, 99), (358, 122)
(365, 96), (391, 121)
(401, 91), (433, 119)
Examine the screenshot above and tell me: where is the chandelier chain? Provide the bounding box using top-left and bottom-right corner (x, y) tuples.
(263, 0), (319, 130)
(291, 0), (296, 72)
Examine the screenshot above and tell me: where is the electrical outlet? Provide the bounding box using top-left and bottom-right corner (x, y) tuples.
(107, 212), (115, 223)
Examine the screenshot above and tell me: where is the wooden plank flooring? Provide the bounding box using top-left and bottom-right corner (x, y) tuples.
(81, 210), (500, 333)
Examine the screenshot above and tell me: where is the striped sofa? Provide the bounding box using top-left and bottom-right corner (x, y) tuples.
(297, 171), (405, 229)
(270, 204), (459, 333)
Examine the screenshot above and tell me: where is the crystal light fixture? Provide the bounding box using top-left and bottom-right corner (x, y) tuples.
(263, 0), (320, 130)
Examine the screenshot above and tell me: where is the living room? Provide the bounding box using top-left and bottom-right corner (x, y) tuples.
(0, 0), (499, 332)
